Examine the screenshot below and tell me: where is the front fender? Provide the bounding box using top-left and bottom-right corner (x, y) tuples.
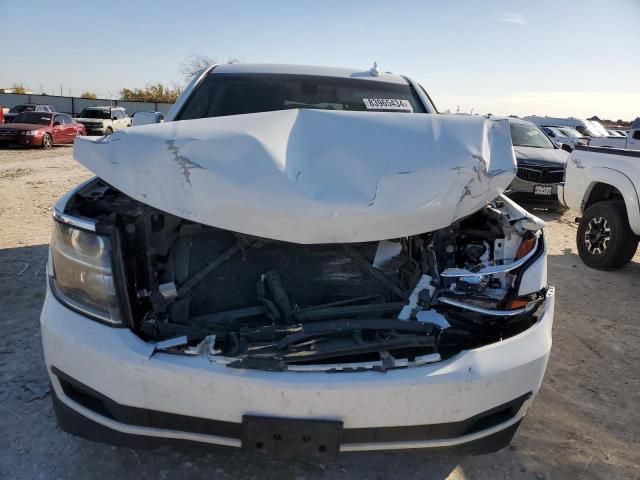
(568, 166), (640, 235)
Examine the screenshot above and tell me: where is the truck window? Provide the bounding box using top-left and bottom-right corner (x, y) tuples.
(176, 73), (427, 120)
(633, 130), (640, 140)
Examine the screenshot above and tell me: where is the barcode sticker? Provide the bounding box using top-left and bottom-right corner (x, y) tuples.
(363, 98), (413, 112)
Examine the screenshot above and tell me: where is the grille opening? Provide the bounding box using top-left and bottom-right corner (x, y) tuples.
(516, 167), (564, 184)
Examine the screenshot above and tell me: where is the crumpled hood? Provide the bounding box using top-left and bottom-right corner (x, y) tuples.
(514, 146), (569, 167)
(73, 109), (516, 244)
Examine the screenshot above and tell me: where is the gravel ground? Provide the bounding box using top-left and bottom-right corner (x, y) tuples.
(0, 146), (639, 480)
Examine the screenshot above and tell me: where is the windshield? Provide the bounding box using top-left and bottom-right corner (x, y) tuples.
(9, 105), (35, 114)
(177, 73), (427, 120)
(544, 127), (565, 137)
(78, 109), (110, 119)
(509, 122), (555, 148)
(12, 112), (52, 125)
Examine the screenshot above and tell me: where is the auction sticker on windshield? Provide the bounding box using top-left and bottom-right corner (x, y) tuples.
(363, 98), (413, 112)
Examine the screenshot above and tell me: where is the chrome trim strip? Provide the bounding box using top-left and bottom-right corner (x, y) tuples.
(440, 236), (539, 278)
(51, 177), (100, 232)
(438, 297), (537, 317)
(53, 208), (96, 232)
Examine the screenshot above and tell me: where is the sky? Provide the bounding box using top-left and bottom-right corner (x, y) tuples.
(1, 0), (639, 120)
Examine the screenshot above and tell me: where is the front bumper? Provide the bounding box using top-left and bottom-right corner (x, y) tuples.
(507, 176), (561, 205)
(0, 135), (43, 146)
(41, 285), (555, 455)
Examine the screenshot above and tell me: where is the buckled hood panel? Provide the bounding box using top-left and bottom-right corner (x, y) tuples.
(73, 110), (516, 244)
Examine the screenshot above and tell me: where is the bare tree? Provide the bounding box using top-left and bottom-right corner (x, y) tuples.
(178, 54), (241, 83)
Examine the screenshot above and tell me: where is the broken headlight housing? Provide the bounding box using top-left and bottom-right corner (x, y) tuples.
(49, 220), (123, 325)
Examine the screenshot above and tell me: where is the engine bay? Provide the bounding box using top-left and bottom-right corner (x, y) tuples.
(61, 179), (547, 371)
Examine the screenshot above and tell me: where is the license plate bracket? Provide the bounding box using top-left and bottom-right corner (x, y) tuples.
(242, 415), (343, 461)
(534, 185), (553, 196)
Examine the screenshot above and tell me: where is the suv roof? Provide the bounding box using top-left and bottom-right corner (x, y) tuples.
(211, 63), (410, 85)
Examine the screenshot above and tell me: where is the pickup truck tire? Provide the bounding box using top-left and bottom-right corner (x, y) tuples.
(105, 127), (113, 136)
(577, 201), (638, 270)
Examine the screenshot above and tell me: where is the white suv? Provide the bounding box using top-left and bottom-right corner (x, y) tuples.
(75, 106), (130, 135)
(42, 63), (554, 460)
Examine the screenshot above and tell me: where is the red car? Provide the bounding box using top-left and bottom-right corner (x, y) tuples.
(0, 111), (85, 148)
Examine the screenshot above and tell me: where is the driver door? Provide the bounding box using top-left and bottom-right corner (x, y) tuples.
(51, 115), (66, 143)
(61, 114), (77, 143)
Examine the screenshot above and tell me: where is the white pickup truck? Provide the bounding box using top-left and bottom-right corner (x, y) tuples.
(588, 118), (640, 150)
(560, 145), (640, 269)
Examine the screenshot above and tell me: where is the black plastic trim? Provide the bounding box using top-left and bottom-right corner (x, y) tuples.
(52, 367), (530, 447)
(51, 384), (521, 456)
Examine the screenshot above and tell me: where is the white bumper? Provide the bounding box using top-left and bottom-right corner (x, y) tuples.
(41, 285), (555, 451)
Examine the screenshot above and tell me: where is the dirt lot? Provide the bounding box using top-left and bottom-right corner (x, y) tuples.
(0, 146), (639, 480)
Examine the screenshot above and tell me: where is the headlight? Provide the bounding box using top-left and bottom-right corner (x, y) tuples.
(24, 130), (38, 136)
(49, 221), (123, 325)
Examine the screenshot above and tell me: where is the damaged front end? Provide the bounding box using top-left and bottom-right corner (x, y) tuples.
(50, 179), (548, 372)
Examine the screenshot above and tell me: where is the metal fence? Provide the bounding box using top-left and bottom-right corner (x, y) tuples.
(0, 93), (174, 116)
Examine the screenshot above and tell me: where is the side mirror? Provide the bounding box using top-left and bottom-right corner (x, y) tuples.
(53, 122), (61, 127)
(560, 143), (573, 153)
(112, 116), (118, 121)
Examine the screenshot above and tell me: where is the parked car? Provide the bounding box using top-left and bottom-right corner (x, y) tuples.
(525, 116), (602, 138)
(560, 145), (640, 269)
(589, 118), (640, 150)
(130, 110), (165, 126)
(42, 63), (554, 460)
(0, 111), (85, 148)
(506, 118), (570, 207)
(588, 120), (614, 138)
(556, 126), (590, 145)
(540, 126), (578, 149)
(4, 104), (55, 123)
(75, 106), (130, 135)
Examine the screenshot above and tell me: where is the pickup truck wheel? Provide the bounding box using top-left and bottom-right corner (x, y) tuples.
(105, 127), (113, 136)
(577, 201), (638, 270)
(41, 133), (52, 149)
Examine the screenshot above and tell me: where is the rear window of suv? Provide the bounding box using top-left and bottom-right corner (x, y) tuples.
(176, 73), (427, 120)
(79, 109), (110, 119)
